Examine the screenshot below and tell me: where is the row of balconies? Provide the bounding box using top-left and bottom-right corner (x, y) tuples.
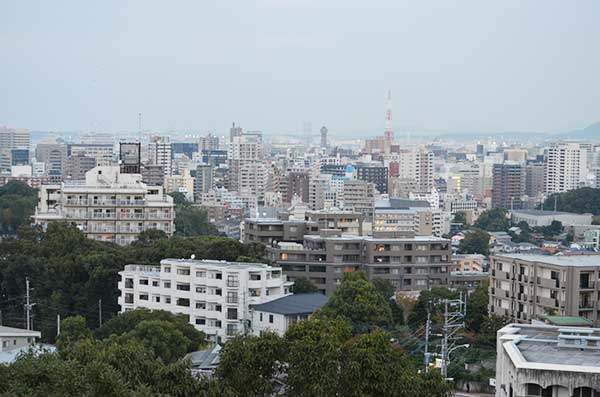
(68, 212), (173, 220)
(65, 199), (147, 206)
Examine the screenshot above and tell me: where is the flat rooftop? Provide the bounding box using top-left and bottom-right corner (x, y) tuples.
(512, 210), (591, 216)
(160, 258), (276, 270)
(494, 253), (600, 267)
(500, 324), (600, 370)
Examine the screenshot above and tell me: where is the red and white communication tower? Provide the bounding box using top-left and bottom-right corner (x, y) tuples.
(384, 90), (393, 144)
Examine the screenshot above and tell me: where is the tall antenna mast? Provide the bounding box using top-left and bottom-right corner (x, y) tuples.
(138, 112), (142, 143)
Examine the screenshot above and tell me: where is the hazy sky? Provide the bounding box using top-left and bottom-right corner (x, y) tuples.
(1, 0), (599, 136)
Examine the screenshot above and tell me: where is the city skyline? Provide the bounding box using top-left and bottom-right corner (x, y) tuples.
(2, 1), (600, 134)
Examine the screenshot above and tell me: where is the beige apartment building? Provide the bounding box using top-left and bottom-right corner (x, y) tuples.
(34, 166), (174, 245)
(489, 254), (600, 326)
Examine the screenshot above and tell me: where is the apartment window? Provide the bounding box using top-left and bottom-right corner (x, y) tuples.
(309, 265), (326, 273)
(250, 274), (262, 281)
(165, 297), (171, 304)
(139, 294), (149, 301)
(195, 318), (206, 325)
(125, 278), (134, 288)
(177, 267), (190, 276)
(154, 296), (160, 303)
(163, 281), (171, 289)
(214, 304), (222, 312)
(196, 301), (206, 309)
(227, 275), (239, 287)
(227, 308), (238, 320)
(269, 314), (274, 323)
(176, 298), (190, 307)
(152, 280), (159, 287)
(164, 266), (171, 273)
(227, 291), (238, 304)
(196, 271), (206, 278)
(416, 244), (428, 251)
(214, 288), (222, 296)
(139, 279), (148, 285)
(196, 286), (206, 294)
(176, 283), (190, 291)
(124, 293), (134, 304)
(260, 313), (263, 321)
(416, 256), (428, 264)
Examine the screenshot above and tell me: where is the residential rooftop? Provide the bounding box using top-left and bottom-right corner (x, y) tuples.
(251, 293), (328, 315)
(512, 209), (592, 216)
(494, 253), (600, 268)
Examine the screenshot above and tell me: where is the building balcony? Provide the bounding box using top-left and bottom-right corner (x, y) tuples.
(117, 199), (146, 206)
(120, 214), (145, 220)
(579, 301), (595, 309)
(65, 199), (88, 206)
(537, 277), (560, 289)
(579, 281), (596, 290)
(89, 200), (117, 206)
(90, 213), (117, 220)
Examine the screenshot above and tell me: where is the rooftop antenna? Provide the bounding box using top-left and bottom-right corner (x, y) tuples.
(138, 112), (142, 143)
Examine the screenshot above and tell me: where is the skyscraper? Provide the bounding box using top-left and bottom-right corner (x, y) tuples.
(544, 143), (587, 194)
(147, 136), (172, 177)
(492, 163), (524, 210)
(320, 126), (328, 149)
(384, 90), (393, 148)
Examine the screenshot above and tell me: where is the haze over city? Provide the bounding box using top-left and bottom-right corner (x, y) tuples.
(2, 0), (600, 136)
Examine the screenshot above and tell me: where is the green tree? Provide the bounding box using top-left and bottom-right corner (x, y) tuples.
(372, 277), (404, 325)
(475, 208), (509, 232)
(120, 320), (191, 363)
(57, 316), (93, 350)
(174, 206), (219, 237)
(216, 332), (286, 396)
(453, 211), (467, 225)
(285, 317), (352, 397)
(465, 280), (489, 332)
(407, 288), (459, 329)
(168, 191), (188, 205)
(95, 309), (205, 354)
(540, 188), (600, 215)
(0, 181), (38, 235)
(291, 277), (319, 293)
(542, 220), (563, 237)
(319, 272), (393, 333)
(459, 229), (490, 255)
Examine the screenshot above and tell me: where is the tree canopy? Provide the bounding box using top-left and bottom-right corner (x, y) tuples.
(458, 229), (490, 255)
(474, 208), (509, 232)
(291, 277), (319, 294)
(540, 187), (600, 215)
(0, 181), (38, 235)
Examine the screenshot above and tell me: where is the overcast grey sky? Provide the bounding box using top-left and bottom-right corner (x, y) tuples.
(1, 0), (599, 136)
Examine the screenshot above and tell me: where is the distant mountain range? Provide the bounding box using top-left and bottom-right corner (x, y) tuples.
(554, 121), (600, 139)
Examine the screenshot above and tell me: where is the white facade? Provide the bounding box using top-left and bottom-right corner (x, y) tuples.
(0, 126), (30, 151)
(0, 326), (40, 353)
(496, 323), (600, 397)
(148, 136), (173, 177)
(545, 143), (587, 194)
(118, 259), (293, 342)
(511, 210), (593, 227)
(34, 166), (175, 245)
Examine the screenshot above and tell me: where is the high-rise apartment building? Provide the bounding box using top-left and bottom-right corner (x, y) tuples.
(356, 166), (388, 194)
(194, 164), (214, 199)
(390, 149), (434, 196)
(147, 136), (172, 177)
(229, 132), (263, 193)
(524, 162), (545, 198)
(68, 143), (114, 166)
(544, 143), (587, 194)
(342, 180), (375, 219)
(489, 254), (600, 326)
(118, 259), (293, 341)
(34, 166), (174, 245)
(492, 163), (524, 210)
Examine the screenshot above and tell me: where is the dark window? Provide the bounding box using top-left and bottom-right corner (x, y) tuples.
(269, 314), (274, 323)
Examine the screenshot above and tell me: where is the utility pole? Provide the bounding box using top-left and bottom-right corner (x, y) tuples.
(57, 314), (61, 336)
(98, 299), (103, 327)
(24, 278), (35, 331)
(424, 309), (431, 372)
(440, 297), (466, 380)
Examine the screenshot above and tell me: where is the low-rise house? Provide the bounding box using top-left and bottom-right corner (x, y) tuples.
(0, 326), (45, 364)
(250, 293), (328, 336)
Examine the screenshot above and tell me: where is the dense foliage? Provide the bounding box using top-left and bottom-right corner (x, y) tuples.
(290, 276), (319, 293)
(0, 313), (216, 396)
(0, 181), (38, 235)
(540, 187), (600, 215)
(168, 192), (220, 236)
(458, 229), (490, 255)
(474, 208), (509, 232)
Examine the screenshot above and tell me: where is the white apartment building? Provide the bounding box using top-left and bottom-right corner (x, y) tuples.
(495, 323), (600, 397)
(34, 166), (174, 245)
(544, 142), (587, 194)
(118, 259), (293, 341)
(68, 143), (115, 166)
(164, 169), (195, 201)
(390, 149), (434, 194)
(148, 136), (173, 177)
(229, 132), (264, 193)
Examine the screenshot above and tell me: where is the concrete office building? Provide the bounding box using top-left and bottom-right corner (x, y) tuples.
(524, 162), (545, 198)
(35, 143), (68, 176)
(489, 254), (600, 326)
(342, 180), (375, 219)
(141, 164), (165, 186)
(194, 164), (214, 199)
(65, 154), (97, 180)
(373, 198), (447, 238)
(511, 210), (593, 228)
(492, 163), (524, 210)
(495, 323), (600, 397)
(68, 143), (114, 166)
(0, 126), (30, 151)
(267, 233), (452, 295)
(118, 259), (293, 342)
(34, 166), (175, 245)
(545, 142), (587, 194)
